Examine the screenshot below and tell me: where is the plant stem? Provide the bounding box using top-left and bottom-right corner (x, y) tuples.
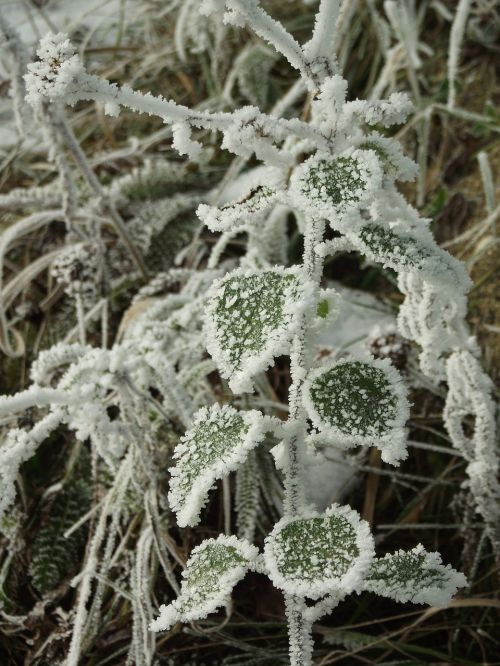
(283, 216), (325, 666)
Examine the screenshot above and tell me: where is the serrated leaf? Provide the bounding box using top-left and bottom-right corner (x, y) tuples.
(205, 267), (314, 393)
(169, 404), (265, 527)
(348, 223), (471, 291)
(150, 535), (259, 631)
(362, 545), (467, 605)
(264, 504), (374, 599)
(303, 357), (409, 465)
(289, 149), (382, 232)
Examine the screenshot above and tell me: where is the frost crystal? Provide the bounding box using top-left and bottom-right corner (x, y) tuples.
(264, 504), (374, 599)
(150, 535), (258, 631)
(363, 545), (467, 606)
(168, 404), (266, 527)
(205, 266), (314, 393)
(303, 357), (409, 465)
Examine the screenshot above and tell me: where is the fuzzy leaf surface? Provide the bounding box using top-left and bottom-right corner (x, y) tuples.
(205, 267), (313, 393)
(150, 535), (258, 631)
(264, 504), (374, 599)
(289, 149), (382, 231)
(303, 357), (409, 465)
(169, 404), (265, 527)
(363, 545), (467, 605)
(349, 223), (471, 291)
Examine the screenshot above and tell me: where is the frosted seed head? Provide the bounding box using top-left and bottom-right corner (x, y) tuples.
(25, 33), (82, 107)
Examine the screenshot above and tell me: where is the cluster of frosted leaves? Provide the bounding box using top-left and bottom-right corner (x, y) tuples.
(205, 267), (313, 393)
(264, 504), (374, 599)
(348, 223), (471, 291)
(150, 535), (258, 631)
(197, 185), (278, 232)
(289, 149), (382, 232)
(303, 358), (409, 465)
(362, 545), (467, 606)
(169, 404), (265, 527)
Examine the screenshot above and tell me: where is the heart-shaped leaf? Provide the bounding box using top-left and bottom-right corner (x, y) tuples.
(150, 535), (259, 631)
(205, 266), (314, 393)
(362, 545), (467, 605)
(264, 504), (374, 599)
(303, 357), (409, 465)
(289, 148), (382, 232)
(169, 404), (265, 527)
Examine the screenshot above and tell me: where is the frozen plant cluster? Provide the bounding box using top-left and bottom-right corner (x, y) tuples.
(0, 1), (498, 665)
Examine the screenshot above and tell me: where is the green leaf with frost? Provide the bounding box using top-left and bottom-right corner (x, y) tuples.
(303, 357), (409, 465)
(362, 545), (467, 605)
(150, 535), (259, 632)
(264, 504), (374, 599)
(289, 149), (382, 231)
(169, 404), (265, 527)
(197, 184), (278, 232)
(205, 267), (314, 393)
(348, 223), (471, 291)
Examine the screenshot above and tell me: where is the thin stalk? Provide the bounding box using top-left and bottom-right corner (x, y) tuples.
(282, 216), (325, 666)
(53, 111), (148, 279)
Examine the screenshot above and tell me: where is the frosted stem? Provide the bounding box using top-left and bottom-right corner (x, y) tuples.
(283, 216), (325, 661)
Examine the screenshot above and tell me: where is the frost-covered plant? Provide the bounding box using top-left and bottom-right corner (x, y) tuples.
(0, 0), (497, 663)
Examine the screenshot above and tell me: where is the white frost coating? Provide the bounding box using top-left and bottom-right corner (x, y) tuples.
(150, 535), (259, 631)
(289, 148), (383, 233)
(397, 273), (473, 381)
(24, 33), (82, 108)
(197, 183), (279, 232)
(347, 221), (472, 292)
(264, 504), (374, 599)
(171, 122), (204, 162)
(0, 412), (62, 522)
(168, 404), (266, 527)
(444, 351), (500, 552)
(204, 266), (316, 393)
(303, 356), (409, 465)
(362, 544), (467, 606)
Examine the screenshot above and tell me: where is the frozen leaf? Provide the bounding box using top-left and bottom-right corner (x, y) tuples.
(150, 535), (259, 631)
(349, 223), (471, 291)
(205, 266), (314, 393)
(289, 149), (382, 231)
(303, 357), (409, 465)
(197, 184), (278, 232)
(237, 45), (277, 108)
(169, 404), (265, 527)
(358, 134), (417, 181)
(362, 545), (467, 605)
(264, 504), (374, 599)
